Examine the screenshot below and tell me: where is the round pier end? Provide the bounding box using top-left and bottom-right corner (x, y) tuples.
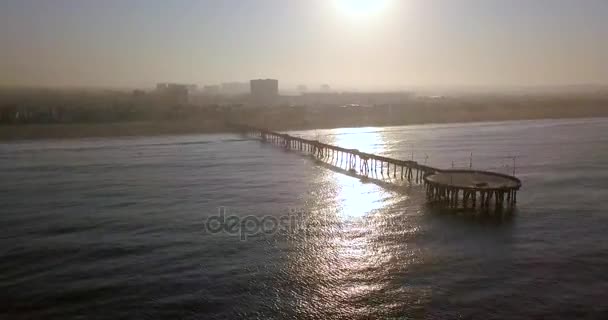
(424, 170), (521, 209)
(425, 170), (521, 191)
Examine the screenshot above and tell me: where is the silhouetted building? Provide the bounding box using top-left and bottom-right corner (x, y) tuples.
(298, 91), (412, 107)
(221, 82), (249, 95)
(156, 83), (190, 105)
(203, 85), (220, 95)
(297, 85), (308, 93)
(321, 84), (331, 92)
(250, 79), (279, 104)
(132, 89), (146, 97)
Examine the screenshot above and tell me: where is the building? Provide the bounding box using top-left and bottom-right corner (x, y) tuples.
(203, 85), (220, 95)
(250, 79), (279, 97)
(186, 84), (198, 92)
(221, 82), (250, 95)
(155, 83), (191, 105)
(250, 79), (279, 104)
(297, 91), (412, 107)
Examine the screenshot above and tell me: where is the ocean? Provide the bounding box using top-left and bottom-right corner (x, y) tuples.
(1, 117), (607, 319)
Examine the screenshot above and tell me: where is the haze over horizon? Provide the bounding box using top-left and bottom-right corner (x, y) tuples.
(1, 0), (607, 90)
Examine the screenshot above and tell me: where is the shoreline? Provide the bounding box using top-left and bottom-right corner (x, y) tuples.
(1, 114), (607, 142)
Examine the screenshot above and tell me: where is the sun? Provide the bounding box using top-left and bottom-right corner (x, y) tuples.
(334, 0), (391, 17)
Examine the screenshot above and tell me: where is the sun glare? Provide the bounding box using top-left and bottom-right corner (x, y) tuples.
(335, 0), (391, 17)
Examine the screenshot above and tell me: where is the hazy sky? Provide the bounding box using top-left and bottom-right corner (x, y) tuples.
(1, 0), (607, 89)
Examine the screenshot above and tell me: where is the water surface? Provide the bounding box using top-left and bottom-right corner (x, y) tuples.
(1, 118), (607, 319)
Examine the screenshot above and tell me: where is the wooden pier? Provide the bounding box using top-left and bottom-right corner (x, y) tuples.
(239, 126), (521, 212)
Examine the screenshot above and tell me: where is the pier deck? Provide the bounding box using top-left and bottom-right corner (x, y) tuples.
(237, 125), (521, 212)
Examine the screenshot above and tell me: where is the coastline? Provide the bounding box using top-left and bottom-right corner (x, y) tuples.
(1, 112), (607, 142)
(0, 120), (231, 141)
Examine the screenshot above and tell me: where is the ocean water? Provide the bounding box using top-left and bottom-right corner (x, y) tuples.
(1, 118), (608, 319)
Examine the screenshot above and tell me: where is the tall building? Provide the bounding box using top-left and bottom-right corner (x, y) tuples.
(250, 79), (279, 103)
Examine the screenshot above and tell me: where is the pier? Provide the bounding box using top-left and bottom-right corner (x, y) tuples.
(238, 126), (521, 212)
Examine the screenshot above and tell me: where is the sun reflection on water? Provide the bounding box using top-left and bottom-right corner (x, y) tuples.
(284, 127), (426, 317)
(333, 173), (387, 219)
(328, 127), (391, 219)
(326, 127), (387, 154)
(322, 127), (399, 308)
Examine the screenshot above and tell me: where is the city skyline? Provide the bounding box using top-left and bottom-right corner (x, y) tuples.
(1, 0), (607, 89)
